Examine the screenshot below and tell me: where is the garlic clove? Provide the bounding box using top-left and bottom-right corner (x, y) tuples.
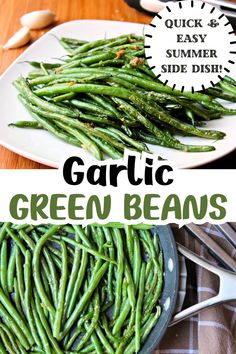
(3, 27), (31, 49)
(140, 0), (166, 13)
(20, 10), (55, 30)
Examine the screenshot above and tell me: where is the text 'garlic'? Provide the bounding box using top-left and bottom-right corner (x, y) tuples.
(20, 10), (55, 30)
(3, 27), (31, 49)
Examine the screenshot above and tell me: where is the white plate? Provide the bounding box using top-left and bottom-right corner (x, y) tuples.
(0, 20), (235, 168)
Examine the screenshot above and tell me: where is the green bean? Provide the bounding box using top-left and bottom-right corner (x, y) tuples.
(144, 262), (156, 298)
(33, 225), (60, 315)
(222, 75), (236, 85)
(206, 87), (236, 102)
(57, 118), (126, 151)
(59, 39), (76, 53)
(0, 241), (8, 296)
(107, 127), (148, 152)
(42, 248), (59, 308)
(113, 97), (219, 149)
(31, 299), (51, 354)
(26, 61), (61, 69)
(124, 307), (161, 354)
(12, 33), (235, 158)
(54, 120), (103, 160)
(7, 244), (16, 292)
(61, 37), (88, 46)
(18, 95), (82, 148)
(124, 225), (134, 267)
(113, 298), (131, 335)
(148, 91), (216, 121)
(50, 73), (113, 85)
(75, 292), (100, 351)
(63, 235), (81, 322)
(80, 347), (96, 354)
(45, 243), (62, 258)
(64, 311), (93, 349)
(53, 241), (68, 339)
(102, 227), (115, 303)
(18, 229), (35, 250)
(126, 48), (145, 58)
(29, 74), (88, 86)
(53, 235), (116, 264)
(0, 286), (34, 344)
(35, 82), (223, 143)
(0, 223), (165, 353)
(88, 37), (131, 54)
(124, 261), (136, 310)
(112, 228), (124, 319)
(133, 230), (141, 289)
(13, 276), (24, 318)
(14, 77), (79, 117)
(40, 268), (50, 319)
(72, 35), (132, 54)
(92, 222), (152, 230)
(66, 250), (88, 318)
(23, 250), (42, 348)
(61, 52), (116, 69)
(31, 232), (61, 304)
(201, 99), (236, 114)
(108, 72), (214, 103)
(0, 323), (24, 353)
(112, 234), (146, 335)
(135, 262), (146, 353)
(12, 224), (33, 231)
(84, 322), (103, 354)
(71, 98), (116, 117)
(72, 224), (92, 247)
(136, 131), (173, 146)
(106, 67), (151, 81)
(139, 230), (160, 271)
(28, 69), (46, 78)
(52, 92), (76, 102)
(102, 314), (120, 348)
(219, 80), (236, 96)
(6, 227), (27, 255)
(40, 62), (49, 75)
(95, 325), (115, 354)
(0, 302), (30, 350)
(31, 349), (45, 354)
(34, 289), (63, 354)
(65, 49), (109, 62)
(143, 259), (163, 318)
(0, 335), (7, 354)
(0, 327), (15, 354)
(78, 114), (118, 127)
(15, 246), (25, 310)
(0, 223), (11, 245)
(86, 93), (121, 118)
(19, 96), (125, 152)
(61, 261), (109, 338)
(90, 136), (122, 159)
(91, 59), (125, 67)
(33, 82), (134, 97)
(9, 121), (43, 129)
(137, 64), (156, 79)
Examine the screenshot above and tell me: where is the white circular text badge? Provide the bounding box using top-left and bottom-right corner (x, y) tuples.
(145, 0), (236, 91)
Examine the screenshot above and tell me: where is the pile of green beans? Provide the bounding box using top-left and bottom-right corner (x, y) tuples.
(10, 33), (236, 159)
(0, 222), (163, 353)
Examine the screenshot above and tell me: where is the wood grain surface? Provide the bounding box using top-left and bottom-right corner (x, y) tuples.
(0, 0), (235, 168)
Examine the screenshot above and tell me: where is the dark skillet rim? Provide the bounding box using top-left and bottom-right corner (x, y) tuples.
(139, 224), (179, 354)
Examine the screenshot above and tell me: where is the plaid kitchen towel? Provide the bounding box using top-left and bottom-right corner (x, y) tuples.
(155, 223), (236, 354)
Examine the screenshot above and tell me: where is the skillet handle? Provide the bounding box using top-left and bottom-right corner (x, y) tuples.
(169, 244), (236, 326)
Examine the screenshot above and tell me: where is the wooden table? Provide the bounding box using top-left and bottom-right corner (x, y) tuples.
(0, 0), (235, 169)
